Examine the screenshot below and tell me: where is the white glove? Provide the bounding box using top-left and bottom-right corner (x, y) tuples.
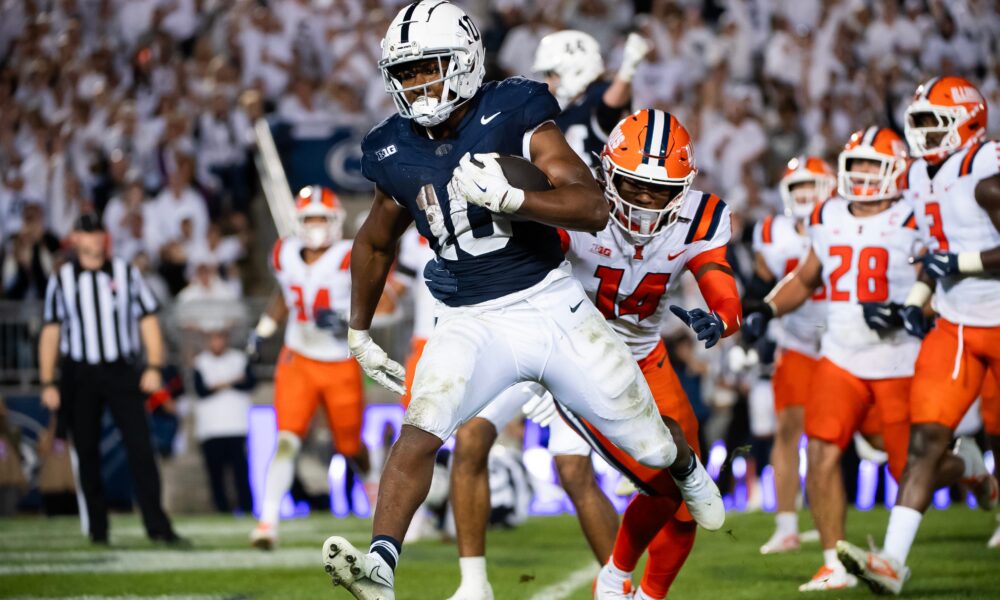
(617, 33), (650, 83)
(521, 384), (557, 427)
(447, 152), (525, 214)
(348, 328), (406, 395)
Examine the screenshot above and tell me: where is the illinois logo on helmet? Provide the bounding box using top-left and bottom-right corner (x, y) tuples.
(296, 185), (345, 249)
(779, 155), (835, 220)
(905, 76), (987, 163)
(837, 127), (908, 202)
(600, 109), (696, 239)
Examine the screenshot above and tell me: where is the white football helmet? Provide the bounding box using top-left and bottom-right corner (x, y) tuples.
(296, 186), (344, 250)
(379, 1), (486, 127)
(532, 30), (604, 109)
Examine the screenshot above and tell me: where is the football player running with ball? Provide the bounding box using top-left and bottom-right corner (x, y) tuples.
(745, 127), (932, 592)
(320, 3), (722, 599)
(837, 77), (1000, 595)
(439, 110), (741, 600)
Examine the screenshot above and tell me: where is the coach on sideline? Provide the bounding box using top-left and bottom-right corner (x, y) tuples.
(37, 214), (187, 546)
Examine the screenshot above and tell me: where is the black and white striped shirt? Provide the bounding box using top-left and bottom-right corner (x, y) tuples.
(43, 258), (159, 364)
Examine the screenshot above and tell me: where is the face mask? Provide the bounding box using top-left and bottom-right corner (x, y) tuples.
(302, 224), (332, 249)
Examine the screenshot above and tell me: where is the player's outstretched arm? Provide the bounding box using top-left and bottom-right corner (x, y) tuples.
(687, 246), (742, 337)
(742, 249), (820, 343)
(519, 122), (608, 231)
(350, 187), (413, 330)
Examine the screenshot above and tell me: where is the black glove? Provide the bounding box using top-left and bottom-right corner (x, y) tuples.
(916, 251), (960, 280)
(900, 304), (929, 339)
(669, 305), (725, 349)
(741, 298), (774, 345)
(245, 331), (261, 360)
(314, 308), (348, 336)
(423, 257), (459, 301)
(861, 302), (903, 331)
(755, 337), (777, 366)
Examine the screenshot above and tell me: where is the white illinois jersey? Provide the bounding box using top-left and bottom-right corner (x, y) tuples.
(809, 198), (924, 379)
(560, 190), (732, 360)
(752, 214), (826, 358)
(270, 237), (353, 361)
(398, 227), (437, 340)
(905, 140), (1000, 326)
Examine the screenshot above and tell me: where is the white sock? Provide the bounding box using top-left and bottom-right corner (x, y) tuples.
(775, 511), (798, 536)
(260, 432), (300, 526)
(458, 556), (488, 589)
(600, 560), (632, 588)
(883, 506), (922, 565)
(635, 587), (661, 600)
(823, 548), (841, 570)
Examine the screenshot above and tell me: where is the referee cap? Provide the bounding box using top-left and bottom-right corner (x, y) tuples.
(73, 213), (105, 233)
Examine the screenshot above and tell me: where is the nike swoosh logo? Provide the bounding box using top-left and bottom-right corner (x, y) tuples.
(667, 250), (685, 260)
(475, 182), (488, 192)
(480, 111), (501, 125)
(569, 300), (584, 313)
(657, 356), (666, 368)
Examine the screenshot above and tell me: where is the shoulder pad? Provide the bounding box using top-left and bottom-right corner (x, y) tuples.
(684, 192), (728, 245)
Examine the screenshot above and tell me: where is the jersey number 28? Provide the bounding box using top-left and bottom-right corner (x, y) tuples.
(827, 246), (889, 302)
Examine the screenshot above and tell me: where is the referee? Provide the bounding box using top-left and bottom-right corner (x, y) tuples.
(38, 214), (186, 546)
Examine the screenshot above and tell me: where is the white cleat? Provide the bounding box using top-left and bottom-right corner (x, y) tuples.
(836, 540), (910, 596)
(446, 583), (494, 600)
(797, 565), (857, 592)
(594, 564), (634, 599)
(250, 523), (277, 551)
(672, 456), (725, 531)
(760, 531), (801, 554)
(322, 536), (395, 600)
(988, 516), (1000, 549)
(954, 437), (998, 510)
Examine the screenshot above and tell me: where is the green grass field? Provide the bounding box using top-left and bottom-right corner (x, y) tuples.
(1, 507), (997, 599)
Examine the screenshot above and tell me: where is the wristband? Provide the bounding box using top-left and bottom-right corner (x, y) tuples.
(764, 299), (778, 318)
(41, 380), (58, 388)
(958, 251), (984, 274)
(904, 280), (933, 307)
(255, 315), (278, 338)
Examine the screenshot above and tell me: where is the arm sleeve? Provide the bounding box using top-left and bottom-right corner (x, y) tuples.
(192, 369), (212, 398)
(130, 266), (159, 316)
(594, 99), (625, 138)
(687, 245), (742, 337)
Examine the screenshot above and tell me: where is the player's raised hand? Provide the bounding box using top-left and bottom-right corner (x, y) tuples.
(618, 33), (650, 82)
(447, 152), (525, 214)
(423, 257), (458, 301)
(914, 251), (959, 280)
(669, 305), (724, 349)
(347, 328), (406, 395)
(861, 302), (903, 331)
(521, 383), (557, 427)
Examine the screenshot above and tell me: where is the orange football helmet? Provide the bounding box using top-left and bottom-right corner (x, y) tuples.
(779, 155), (835, 220)
(837, 127), (908, 202)
(905, 76), (987, 163)
(296, 185), (345, 249)
(600, 109), (696, 239)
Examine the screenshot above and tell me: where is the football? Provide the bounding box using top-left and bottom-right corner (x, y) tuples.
(494, 155), (554, 192)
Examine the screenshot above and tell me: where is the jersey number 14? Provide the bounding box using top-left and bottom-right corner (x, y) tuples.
(594, 266), (670, 321)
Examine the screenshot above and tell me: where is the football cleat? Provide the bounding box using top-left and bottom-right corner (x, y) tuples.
(250, 523), (276, 551)
(953, 437), (998, 510)
(760, 531), (800, 555)
(594, 564), (634, 599)
(445, 583), (494, 600)
(797, 565), (857, 592)
(988, 516), (1000, 549)
(322, 536), (395, 600)
(836, 540), (910, 596)
(672, 456), (725, 531)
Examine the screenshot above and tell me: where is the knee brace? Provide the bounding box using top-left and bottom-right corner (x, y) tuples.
(275, 431), (302, 460)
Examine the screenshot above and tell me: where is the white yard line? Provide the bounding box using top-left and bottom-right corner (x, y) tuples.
(0, 544), (371, 575)
(528, 563), (599, 600)
(8, 596), (231, 600)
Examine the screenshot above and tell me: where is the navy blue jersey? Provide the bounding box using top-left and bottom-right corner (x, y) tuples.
(555, 80), (620, 168)
(361, 77), (563, 307)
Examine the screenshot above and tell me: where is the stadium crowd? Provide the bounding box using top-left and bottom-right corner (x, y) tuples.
(1, 0), (999, 514)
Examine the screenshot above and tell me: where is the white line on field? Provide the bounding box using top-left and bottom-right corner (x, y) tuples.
(8, 596), (230, 600)
(528, 563), (599, 600)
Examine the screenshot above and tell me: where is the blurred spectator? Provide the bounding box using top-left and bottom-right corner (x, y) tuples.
(192, 325), (255, 514)
(150, 156), (209, 251)
(176, 256), (240, 304)
(197, 88), (253, 214)
(278, 75), (338, 139)
(2, 203), (59, 300)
